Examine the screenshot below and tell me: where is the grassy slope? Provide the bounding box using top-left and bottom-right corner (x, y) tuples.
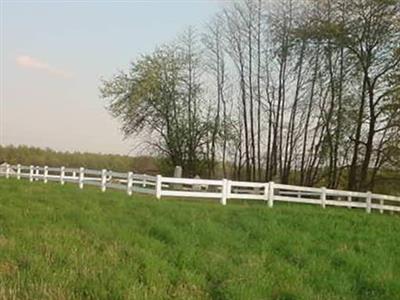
(0, 179), (399, 300)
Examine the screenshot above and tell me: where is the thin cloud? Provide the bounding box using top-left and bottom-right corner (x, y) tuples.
(16, 55), (73, 78)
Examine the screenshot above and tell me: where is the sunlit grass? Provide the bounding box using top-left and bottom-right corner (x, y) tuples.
(0, 178), (399, 299)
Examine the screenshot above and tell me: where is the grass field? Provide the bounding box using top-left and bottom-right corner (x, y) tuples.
(0, 178), (399, 300)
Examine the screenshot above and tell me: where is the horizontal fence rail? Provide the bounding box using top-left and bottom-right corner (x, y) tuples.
(0, 163), (399, 215)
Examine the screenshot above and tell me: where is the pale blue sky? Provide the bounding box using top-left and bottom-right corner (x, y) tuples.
(1, 0), (223, 155)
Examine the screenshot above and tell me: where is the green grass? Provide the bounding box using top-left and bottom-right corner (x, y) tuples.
(0, 178), (399, 300)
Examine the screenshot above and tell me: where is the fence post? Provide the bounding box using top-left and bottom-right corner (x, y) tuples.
(321, 187), (327, 208)
(17, 164), (21, 180)
(263, 183), (268, 203)
(101, 169), (107, 192)
(143, 174), (147, 187)
(226, 180), (231, 199)
(5, 164), (10, 179)
(366, 191), (372, 214)
(44, 166), (48, 183)
(79, 167), (84, 189)
(220, 179), (228, 206)
(156, 175), (162, 199)
(347, 195), (351, 209)
(60, 167), (65, 185)
(379, 199), (385, 214)
(268, 182), (274, 208)
(35, 166), (39, 181)
(29, 165), (33, 182)
(127, 172), (133, 196)
(379, 199), (384, 214)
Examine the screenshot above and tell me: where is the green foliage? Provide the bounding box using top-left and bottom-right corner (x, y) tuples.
(1, 178), (400, 299)
(374, 169), (400, 194)
(0, 145), (158, 174)
(101, 35), (212, 177)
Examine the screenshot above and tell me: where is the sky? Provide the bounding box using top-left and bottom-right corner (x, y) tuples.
(0, 0), (223, 155)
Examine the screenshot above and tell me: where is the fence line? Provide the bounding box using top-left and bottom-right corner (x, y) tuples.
(1, 163), (399, 215)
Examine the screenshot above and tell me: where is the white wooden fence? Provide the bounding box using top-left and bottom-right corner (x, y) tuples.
(1, 163), (399, 215)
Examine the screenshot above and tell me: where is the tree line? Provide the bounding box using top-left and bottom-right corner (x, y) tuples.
(101, 0), (400, 191)
(0, 145), (158, 174)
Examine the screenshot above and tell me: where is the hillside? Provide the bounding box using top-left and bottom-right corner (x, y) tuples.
(0, 178), (399, 299)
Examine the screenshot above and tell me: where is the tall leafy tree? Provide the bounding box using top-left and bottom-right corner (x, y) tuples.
(101, 46), (208, 176)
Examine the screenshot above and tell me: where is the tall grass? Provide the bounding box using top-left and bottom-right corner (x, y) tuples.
(0, 178), (399, 299)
